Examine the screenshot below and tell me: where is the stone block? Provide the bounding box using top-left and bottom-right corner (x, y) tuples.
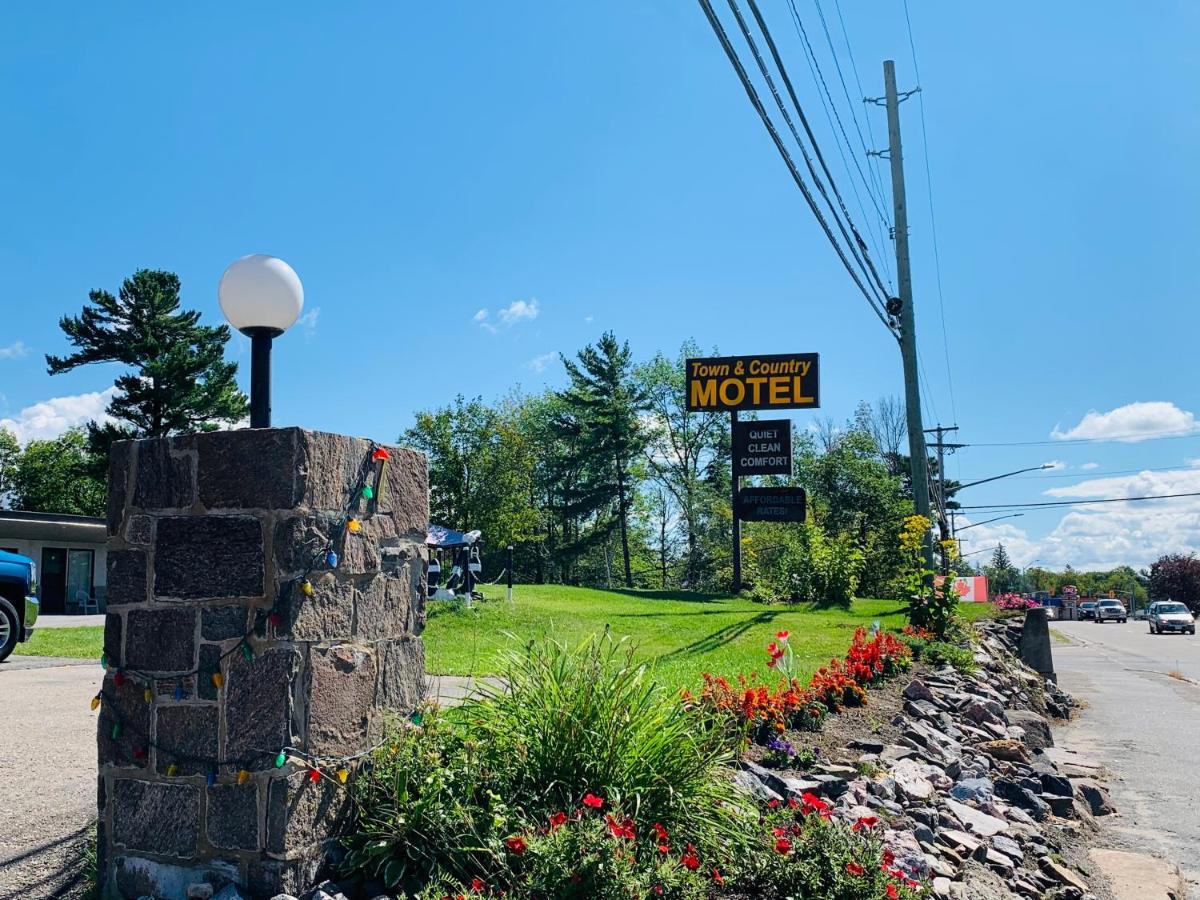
(225, 648), (302, 770)
(126, 514), (154, 546)
(103, 613), (123, 666)
(156, 516), (265, 600)
(376, 637), (425, 712)
(125, 607), (197, 672)
(156, 705), (219, 776)
(374, 447), (428, 536)
(111, 778), (200, 857)
(354, 571), (413, 641)
(108, 440), (133, 536)
(276, 574), (354, 642)
(202, 605), (250, 642)
(308, 644), (377, 755)
(206, 783), (261, 851)
(246, 857), (323, 898)
(112, 857), (240, 900)
(273, 514), (344, 579)
(133, 438), (197, 510)
(295, 431), (370, 512)
(106, 550), (148, 607)
(266, 770), (352, 854)
(198, 644), (222, 701)
(98, 671), (151, 768)
(197, 429), (300, 510)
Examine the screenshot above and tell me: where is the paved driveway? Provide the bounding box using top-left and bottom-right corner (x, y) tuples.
(1051, 619), (1199, 895)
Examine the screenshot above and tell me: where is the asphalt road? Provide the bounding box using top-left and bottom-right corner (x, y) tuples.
(1051, 618), (1200, 896)
(0, 657), (99, 899)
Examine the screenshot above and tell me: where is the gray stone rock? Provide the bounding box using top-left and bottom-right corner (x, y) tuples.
(951, 777), (994, 803)
(207, 783), (260, 851)
(943, 798), (1008, 837)
(904, 678), (936, 703)
(376, 636), (426, 711)
(266, 770), (353, 854)
(1007, 709), (1054, 750)
(992, 834), (1023, 860)
(732, 768), (782, 803)
(198, 644), (222, 701)
(201, 605), (250, 642)
(155, 516), (265, 600)
(211, 883), (250, 900)
(98, 670), (151, 768)
(849, 738), (885, 753)
(103, 613), (123, 666)
(1072, 778), (1116, 816)
(106, 550), (148, 607)
(125, 607), (197, 672)
(155, 704), (218, 776)
(225, 648), (302, 767)
(132, 438), (197, 510)
(307, 643), (377, 755)
(196, 429), (300, 510)
(891, 758), (936, 801)
(111, 779), (199, 857)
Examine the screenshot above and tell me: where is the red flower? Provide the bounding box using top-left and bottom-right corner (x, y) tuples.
(774, 837), (792, 855)
(582, 792), (604, 809)
(776, 630), (789, 639)
(852, 815), (878, 832)
(712, 868), (725, 885)
(772, 826), (786, 837)
(505, 835), (527, 855)
(605, 815), (635, 840)
(886, 885), (899, 900)
(767, 798), (780, 809)
(882, 848), (895, 867)
(653, 822), (669, 841)
(549, 811), (567, 830)
(658, 844), (670, 854)
(845, 861), (865, 876)
(680, 844), (701, 870)
(787, 796), (800, 809)
(470, 877), (485, 892)
(653, 888), (663, 896)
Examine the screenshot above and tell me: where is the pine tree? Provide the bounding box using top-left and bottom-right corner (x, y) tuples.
(47, 269), (248, 458)
(555, 333), (650, 588)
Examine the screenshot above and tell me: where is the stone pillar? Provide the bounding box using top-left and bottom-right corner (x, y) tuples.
(97, 429), (428, 898)
(1019, 607), (1055, 683)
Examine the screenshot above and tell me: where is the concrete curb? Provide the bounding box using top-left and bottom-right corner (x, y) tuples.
(1089, 848), (1185, 900)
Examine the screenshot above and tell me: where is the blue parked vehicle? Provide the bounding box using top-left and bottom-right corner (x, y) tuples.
(0, 549), (40, 662)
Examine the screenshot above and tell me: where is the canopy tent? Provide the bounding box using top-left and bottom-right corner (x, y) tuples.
(426, 525), (481, 549)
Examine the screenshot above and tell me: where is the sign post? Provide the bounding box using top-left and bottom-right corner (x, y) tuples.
(686, 352), (819, 593)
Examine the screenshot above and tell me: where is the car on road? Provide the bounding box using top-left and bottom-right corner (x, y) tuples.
(1094, 599), (1127, 623)
(1078, 601), (1098, 620)
(1148, 601), (1196, 635)
(0, 549), (39, 662)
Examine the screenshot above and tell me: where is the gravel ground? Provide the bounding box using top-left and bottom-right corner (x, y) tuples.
(0, 659), (101, 900)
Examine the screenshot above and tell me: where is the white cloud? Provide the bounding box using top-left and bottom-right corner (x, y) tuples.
(1051, 401), (1199, 443)
(526, 352), (559, 373)
(0, 341), (29, 359)
(473, 308), (489, 323)
(584, 315), (594, 323)
(1044, 459), (1066, 470)
(0, 387), (118, 443)
(1079, 462), (1100, 470)
(297, 307), (320, 339)
(498, 299), (539, 325)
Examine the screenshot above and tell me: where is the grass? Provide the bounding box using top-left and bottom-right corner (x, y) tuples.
(14, 626), (103, 659)
(14, 587), (997, 695)
(425, 585), (995, 694)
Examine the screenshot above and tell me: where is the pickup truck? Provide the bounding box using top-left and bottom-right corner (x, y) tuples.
(0, 549), (40, 662)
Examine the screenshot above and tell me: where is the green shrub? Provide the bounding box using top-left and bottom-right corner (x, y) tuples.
(746, 522), (865, 608)
(923, 640), (976, 674)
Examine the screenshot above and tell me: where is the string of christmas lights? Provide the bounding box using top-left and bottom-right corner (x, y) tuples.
(93, 444), (408, 787)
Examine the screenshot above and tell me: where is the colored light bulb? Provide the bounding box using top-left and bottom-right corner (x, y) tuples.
(100, 653), (108, 668)
(111, 722), (121, 739)
(372, 447), (390, 462)
(207, 769), (217, 787)
(133, 746), (146, 760)
(347, 518), (361, 534)
(113, 671), (126, 687)
(326, 551), (338, 568)
(91, 695), (101, 711)
(409, 711), (423, 727)
(241, 642), (253, 661)
(337, 768), (349, 784)
(166, 763), (178, 777)
(144, 686), (153, 703)
(274, 751), (287, 769)
(237, 769), (251, 785)
(308, 767), (321, 783)
(301, 580), (314, 597)
(212, 672), (224, 690)
(268, 612), (282, 628)
(174, 682), (185, 701)
(361, 485), (374, 500)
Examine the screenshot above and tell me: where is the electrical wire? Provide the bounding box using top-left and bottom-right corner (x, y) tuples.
(959, 491), (1200, 511)
(959, 463), (1200, 482)
(731, 0), (892, 301)
(901, 0), (958, 428)
(971, 429), (1200, 447)
(696, 0), (895, 332)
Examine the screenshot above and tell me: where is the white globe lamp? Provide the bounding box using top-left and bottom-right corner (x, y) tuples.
(218, 254), (304, 428)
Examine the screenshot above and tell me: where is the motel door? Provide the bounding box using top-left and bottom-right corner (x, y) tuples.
(40, 548), (67, 614)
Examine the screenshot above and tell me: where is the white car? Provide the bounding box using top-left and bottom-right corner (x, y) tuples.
(1094, 599), (1127, 623)
(1148, 602), (1196, 635)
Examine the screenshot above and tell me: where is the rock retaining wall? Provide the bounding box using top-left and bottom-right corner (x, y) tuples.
(98, 428), (428, 898)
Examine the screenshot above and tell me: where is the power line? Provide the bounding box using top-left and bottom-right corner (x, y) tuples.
(960, 463), (1200, 482)
(900, 0), (958, 430)
(971, 429), (1200, 447)
(959, 490), (1200, 511)
(732, 0), (892, 300)
(695, 0), (895, 332)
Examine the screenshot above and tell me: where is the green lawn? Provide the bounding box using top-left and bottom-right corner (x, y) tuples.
(425, 585), (996, 693)
(14, 588), (996, 695)
(14, 626), (104, 660)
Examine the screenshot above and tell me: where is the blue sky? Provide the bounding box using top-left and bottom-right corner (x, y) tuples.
(1, 2), (1198, 570)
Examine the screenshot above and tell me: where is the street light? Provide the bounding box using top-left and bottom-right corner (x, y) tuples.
(955, 463), (1055, 492)
(218, 254), (304, 428)
(956, 513), (1024, 532)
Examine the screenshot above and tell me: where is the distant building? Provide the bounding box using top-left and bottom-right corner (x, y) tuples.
(0, 510), (107, 614)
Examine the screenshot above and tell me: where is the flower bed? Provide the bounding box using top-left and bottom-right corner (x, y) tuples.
(993, 592), (1040, 611)
(687, 628), (913, 743)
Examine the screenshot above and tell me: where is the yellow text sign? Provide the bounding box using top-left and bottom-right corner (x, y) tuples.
(685, 353), (820, 412)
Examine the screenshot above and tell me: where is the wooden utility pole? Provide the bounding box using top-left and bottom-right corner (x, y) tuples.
(924, 423), (965, 571)
(882, 59), (934, 570)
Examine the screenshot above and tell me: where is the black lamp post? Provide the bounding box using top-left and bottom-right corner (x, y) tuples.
(218, 254), (304, 429)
